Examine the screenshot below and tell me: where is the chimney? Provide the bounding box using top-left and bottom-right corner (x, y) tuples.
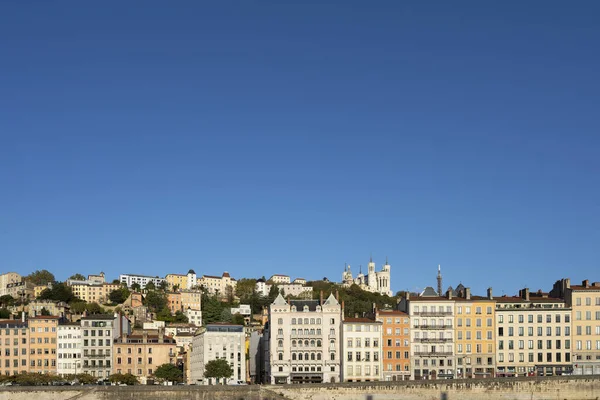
(158, 328), (164, 344)
(21, 312), (25, 323)
(583, 280), (590, 288)
(521, 288), (530, 301)
(354, 313), (359, 318)
(143, 330), (148, 344)
(447, 289), (453, 300)
(320, 291), (324, 305)
(565, 278), (570, 289)
(465, 288), (471, 300)
(487, 287), (493, 300)
(406, 292), (410, 300)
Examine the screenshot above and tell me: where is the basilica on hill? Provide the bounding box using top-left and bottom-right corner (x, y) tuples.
(341, 256), (392, 296)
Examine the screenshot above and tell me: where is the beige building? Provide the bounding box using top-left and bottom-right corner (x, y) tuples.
(341, 317), (383, 382)
(165, 270), (197, 291)
(551, 278), (600, 375)
(0, 318), (29, 376)
(5, 280), (35, 301)
(81, 314), (131, 379)
(454, 288), (496, 379)
(27, 300), (70, 318)
(0, 272), (22, 297)
(266, 292), (342, 384)
(71, 282), (120, 304)
(270, 275), (291, 284)
(495, 289), (572, 377)
(29, 316), (59, 374)
(114, 329), (177, 384)
(198, 272), (237, 296)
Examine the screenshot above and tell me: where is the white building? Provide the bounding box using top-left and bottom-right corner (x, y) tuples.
(231, 304), (252, 316)
(185, 308), (203, 326)
(341, 317), (383, 382)
(119, 274), (165, 289)
(256, 278), (312, 299)
(57, 323), (82, 377)
(266, 293), (342, 384)
(256, 279), (270, 297)
(66, 272), (106, 286)
(187, 269), (197, 289)
(399, 290), (456, 380)
(190, 323), (246, 385)
(293, 278), (307, 285)
(270, 275), (291, 284)
(143, 320), (166, 330)
(279, 284), (313, 298)
(342, 257), (392, 297)
(81, 313), (130, 379)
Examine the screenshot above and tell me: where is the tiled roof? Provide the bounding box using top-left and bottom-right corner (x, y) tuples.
(377, 310), (408, 316)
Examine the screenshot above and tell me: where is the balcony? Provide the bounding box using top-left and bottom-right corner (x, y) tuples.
(415, 325), (452, 330)
(413, 338), (453, 343)
(414, 351), (453, 357)
(82, 364), (109, 369)
(412, 311), (452, 317)
(84, 354), (110, 358)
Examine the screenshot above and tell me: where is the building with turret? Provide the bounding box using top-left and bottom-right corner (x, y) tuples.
(342, 257), (392, 296)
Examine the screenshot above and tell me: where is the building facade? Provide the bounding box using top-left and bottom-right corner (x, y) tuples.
(57, 322), (82, 376)
(270, 275), (291, 284)
(0, 272), (22, 297)
(266, 293), (342, 384)
(114, 329), (176, 384)
(81, 314), (130, 379)
(29, 316), (59, 374)
(119, 274), (165, 289)
(190, 323), (246, 385)
(0, 318), (29, 376)
(71, 283), (120, 304)
(197, 272), (237, 296)
(495, 289), (572, 377)
(341, 317), (383, 382)
(376, 309), (411, 381)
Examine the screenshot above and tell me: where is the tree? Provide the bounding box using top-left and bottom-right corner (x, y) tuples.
(25, 269), (55, 285)
(153, 363), (183, 383)
(74, 373), (97, 384)
(235, 278), (256, 299)
(268, 284), (280, 303)
(108, 373), (138, 385)
(145, 281), (156, 291)
(202, 296), (225, 324)
(69, 301), (105, 315)
(40, 282), (75, 302)
(0, 308), (10, 319)
(220, 308), (233, 323)
(131, 282), (141, 292)
(0, 295), (15, 307)
(204, 358), (233, 384)
(69, 273), (86, 281)
(109, 287), (130, 305)
(159, 281), (169, 291)
(144, 290), (167, 313)
(40, 307), (51, 316)
(232, 313), (245, 326)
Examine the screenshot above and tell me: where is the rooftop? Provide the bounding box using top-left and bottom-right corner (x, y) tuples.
(344, 317), (381, 324)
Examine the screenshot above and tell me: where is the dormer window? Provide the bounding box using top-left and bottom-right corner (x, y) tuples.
(291, 306), (297, 312)
(303, 306), (309, 312)
(316, 306), (322, 312)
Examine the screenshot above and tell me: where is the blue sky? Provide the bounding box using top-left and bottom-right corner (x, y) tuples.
(1, 1), (599, 296)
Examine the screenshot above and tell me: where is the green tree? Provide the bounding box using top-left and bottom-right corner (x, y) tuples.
(159, 281), (169, 291)
(144, 290), (167, 313)
(69, 273), (86, 281)
(202, 296), (225, 324)
(40, 282), (75, 302)
(145, 281), (156, 291)
(235, 278), (257, 299)
(25, 269), (55, 285)
(0, 308), (10, 319)
(232, 313), (245, 326)
(204, 358), (233, 384)
(131, 282), (141, 292)
(40, 307), (51, 316)
(153, 363), (183, 383)
(76, 373), (97, 384)
(220, 308), (233, 323)
(267, 284), (280, 302)
(109, 287), (130, 305)
(0, 295), (15, 307)
(108, 373), (138, 385)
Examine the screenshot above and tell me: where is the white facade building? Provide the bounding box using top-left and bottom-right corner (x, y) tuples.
(270, 275), (291, 284)
(185, 308), (203, 326)
(57, 323), (82, 376)
(119, 274), (165, 289)
(190, 324), (246, 385)
(256, 279), (270, 297)
(342, 257), (392, 296)
(231, 304), (252, 316)
(341, 318), (383, 382)
(266, 293), (342, 384)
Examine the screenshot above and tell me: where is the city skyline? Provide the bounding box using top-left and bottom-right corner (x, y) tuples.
(1, 2), (599, 298)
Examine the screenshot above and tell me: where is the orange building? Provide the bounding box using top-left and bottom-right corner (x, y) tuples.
(376, 310), (410, 381)
(29, 316), (59, 374)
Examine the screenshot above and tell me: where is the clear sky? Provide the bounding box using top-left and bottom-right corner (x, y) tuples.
(1, 1), (599, 297)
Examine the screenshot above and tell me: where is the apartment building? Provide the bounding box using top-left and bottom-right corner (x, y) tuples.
(165, 269), (197, 291)
(5, 281), (34, 301)
(279, 284), (313, 298)
(256, 279), (270, 297)
(66, 272), (106, 286)
(27, 300), (69, 318)
(551, 278), (600, 375)
(399, 289), (456, 380)
(57, 322), (82, 376)
(190, 323), (246, 385)
(495, 289), (572, 377)
(0, 272), (22, 297)
(266, 292), (342, 384)
(197, 272), (237, 296)
(454, 288), (496, 378)
(270, 275), (291, 284)
(29, 316), (58, 374)
(71, 283), (120, 304)
(81, 314), (130, 379)
(341, 317), (383, 382)
(186, 309), (202, 326)
(0, 318), (29, 376)
(119, 274), (165, 289)
(114, 329), (177, 384)
(376, 309), (410, 381)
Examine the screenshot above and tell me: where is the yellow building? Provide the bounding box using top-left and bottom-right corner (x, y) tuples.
(114, 329), (177, 384)
(0, 318), (29, 376)
(29, 316), (59, 374)
(551, 278), (600, 375)
(454, 288), (496, 378)
(197, 272), (236, 296)
(34, 284), (53, 299)
(165, 274), (188, 291)
(71, 283), (120, 304)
